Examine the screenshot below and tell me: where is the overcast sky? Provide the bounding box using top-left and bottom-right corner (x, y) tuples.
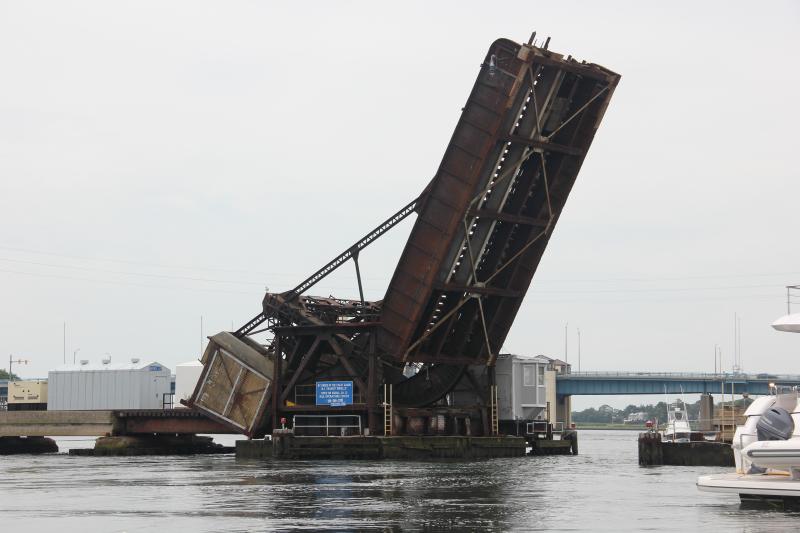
(1, 1), (798, 409)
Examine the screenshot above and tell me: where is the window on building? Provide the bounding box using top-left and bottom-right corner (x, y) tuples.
(523, 365), (535, 387)
(538, 365), (545, 386)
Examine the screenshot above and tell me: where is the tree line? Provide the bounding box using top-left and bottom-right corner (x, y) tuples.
(572, 401), (700, 424)
(0, 370), (21, 381)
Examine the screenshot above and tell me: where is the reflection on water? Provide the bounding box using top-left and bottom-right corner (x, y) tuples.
(0, 431), (797, 531)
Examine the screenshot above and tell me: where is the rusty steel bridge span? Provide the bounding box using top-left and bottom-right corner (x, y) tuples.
(187, 35), (620, 439)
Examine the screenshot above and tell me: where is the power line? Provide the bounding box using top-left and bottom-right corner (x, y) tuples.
(0, 267), (386, 294)
(0, 244), (393, 282)
(0, 244), (285, 277)
(0, 257), (265, 285)
(531, 283), (784, 294)
(0, 267), (253, 295)
(533, 272), (800, 283)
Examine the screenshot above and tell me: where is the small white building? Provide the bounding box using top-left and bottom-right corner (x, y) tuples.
(7, 379), (48, 410)
(48, 359), (172, 410)
(174, 360), (204, 407)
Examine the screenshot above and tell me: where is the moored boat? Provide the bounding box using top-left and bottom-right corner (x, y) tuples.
(698, 297), (800, 508)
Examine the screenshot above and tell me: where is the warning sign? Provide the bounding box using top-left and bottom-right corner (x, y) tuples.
(315, 381), (353, 407)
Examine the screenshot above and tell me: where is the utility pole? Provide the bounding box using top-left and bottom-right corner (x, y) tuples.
(8, 355), (29, 380)
(738, 315), (743, 372)
(733, 313), (736, 373)
(714, 344), (718, 374)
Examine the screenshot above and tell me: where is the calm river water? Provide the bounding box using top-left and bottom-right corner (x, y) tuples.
(1, 430), (797, 531)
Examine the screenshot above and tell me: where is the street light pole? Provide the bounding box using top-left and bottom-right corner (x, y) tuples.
(714, 344), (718, 374)
(73, 348), (80, 365)
(8, 354), (29, 380)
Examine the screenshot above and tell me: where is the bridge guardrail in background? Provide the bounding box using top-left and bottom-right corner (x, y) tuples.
(559, 371), (800, 381)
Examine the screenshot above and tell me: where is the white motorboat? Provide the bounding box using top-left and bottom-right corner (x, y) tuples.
(773, 313), (800, 333)
(662, 399), (692, 442)
(698, 302), (800, 507)
(697, 390), (800, 506)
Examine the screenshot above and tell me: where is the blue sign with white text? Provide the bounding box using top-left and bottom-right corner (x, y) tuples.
(315, 381), (353, 407)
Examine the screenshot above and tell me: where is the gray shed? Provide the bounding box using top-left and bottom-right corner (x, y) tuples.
(47, 359), (172, 410)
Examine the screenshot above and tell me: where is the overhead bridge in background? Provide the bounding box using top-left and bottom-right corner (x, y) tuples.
(555, 372), (800, 396)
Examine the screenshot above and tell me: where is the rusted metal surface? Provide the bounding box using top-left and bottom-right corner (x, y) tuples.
(115, 409), (231, 435)
(186, 332), (274, 436)
(190, 36), (619, 436)
(235, 199), (417, 338)
(378, 38), (619, 365)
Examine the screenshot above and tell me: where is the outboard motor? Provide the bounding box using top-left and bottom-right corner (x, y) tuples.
(734, 396), (775, 474)
(756, 407), (795, 441)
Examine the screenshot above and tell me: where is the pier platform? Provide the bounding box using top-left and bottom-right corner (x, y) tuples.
(0, 409), (231, 437)
(70, 435), (233, 456)
(237, 434), (527, 460)
(0, 409), (232, 455)
(638, 431), (734, 466)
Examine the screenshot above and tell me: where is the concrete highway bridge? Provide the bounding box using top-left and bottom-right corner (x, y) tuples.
(556, 372), (800, 396)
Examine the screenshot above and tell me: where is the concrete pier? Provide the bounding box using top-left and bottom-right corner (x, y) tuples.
(0, 409), (230, 438)
(70, 435), (233, 456)
(0, 410), (115, 437)
(237, 434), (527, 460)
(0, 436), (58, 455)
(638, 431), (733, 466)
(0, 409), (234, 455)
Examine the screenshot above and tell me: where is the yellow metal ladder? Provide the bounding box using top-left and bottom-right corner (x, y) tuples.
(490, 385), (499, 435)
(384, 384), (393, 436)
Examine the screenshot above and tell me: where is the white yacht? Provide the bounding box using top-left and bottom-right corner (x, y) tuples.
(698, 305), (800, 507)
(662, 399), (692, 442)
(696, 390), (800, 506)
(772, 313), (800, 333)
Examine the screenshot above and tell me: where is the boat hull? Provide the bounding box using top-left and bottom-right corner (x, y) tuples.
(698, 473), (800, 496)
(744, 440), (800, 471)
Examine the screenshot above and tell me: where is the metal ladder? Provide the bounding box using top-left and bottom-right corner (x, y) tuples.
(490, 385), (499, 435)
(384, 384), (393, 436)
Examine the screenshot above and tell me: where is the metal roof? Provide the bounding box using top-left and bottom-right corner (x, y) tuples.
(49, 360), (169, 372)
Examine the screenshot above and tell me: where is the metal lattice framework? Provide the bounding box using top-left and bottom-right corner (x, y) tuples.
(222, 36), (619, 437)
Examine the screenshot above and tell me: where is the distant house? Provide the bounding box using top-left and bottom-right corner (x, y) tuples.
(624, 411), (648, 424)
(494, 354), (573, 425)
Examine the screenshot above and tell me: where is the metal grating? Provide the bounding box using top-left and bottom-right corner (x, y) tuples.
(378, 38), (620, 365)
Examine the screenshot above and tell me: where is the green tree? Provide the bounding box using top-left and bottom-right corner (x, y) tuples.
(0, 369), (20, 380)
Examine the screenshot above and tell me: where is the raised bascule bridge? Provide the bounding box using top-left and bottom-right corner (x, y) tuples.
(187, 35), (620, 446)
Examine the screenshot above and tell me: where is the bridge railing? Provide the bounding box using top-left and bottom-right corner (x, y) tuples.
(558, 371), (800, 381)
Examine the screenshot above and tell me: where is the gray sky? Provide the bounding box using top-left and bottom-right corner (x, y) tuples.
(1, 1), (798, 409)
